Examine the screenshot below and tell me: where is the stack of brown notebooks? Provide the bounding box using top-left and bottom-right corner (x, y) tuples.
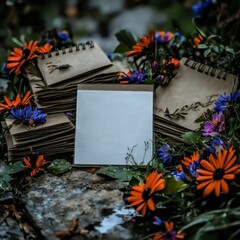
(154, 57), (237, 142)
(27, 41), (119, 114)
(4, 113), (75, 161)
(4, 41), (120, 161)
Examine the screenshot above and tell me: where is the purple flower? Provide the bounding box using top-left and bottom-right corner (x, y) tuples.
(9, 106), (47, 126)
(209, 137), (225, 153)
(121, 70), (147, 83)
(155, 31), (173, 43)
(158, 144), (172, 166)
(192, 0), (215, 17)
(202, 112), (224, 137)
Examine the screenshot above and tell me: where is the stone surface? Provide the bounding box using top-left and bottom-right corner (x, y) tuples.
(20, 170), (136, 239)
(0, 216), (24, 240)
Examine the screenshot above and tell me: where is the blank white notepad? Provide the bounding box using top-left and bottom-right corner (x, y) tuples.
(74, 84), (154, 166)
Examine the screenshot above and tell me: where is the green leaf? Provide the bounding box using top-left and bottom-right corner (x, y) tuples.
(97, 166), (133, 182)
(192, 18), (206, 38)
(181, 131), (201, 144)
(114, 42), (130, 53)
(197, 44), (208, 49)
(210, 44), (220, 53)
(162, 176), (186, 195)
(115, 30), (137, 50)
(47, 159), (72, 175)
(5, 161), (25, 175)
(0, 173), (12, 192)
(204, 48), (211, 57)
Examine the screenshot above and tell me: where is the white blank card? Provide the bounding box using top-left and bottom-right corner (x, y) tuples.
(74, 84), (153, 166)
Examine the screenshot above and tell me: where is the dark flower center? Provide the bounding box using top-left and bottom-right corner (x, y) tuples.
(142, 187), (151, 200)
(22, 49), (31, 59)
(213, 168), (224, 180)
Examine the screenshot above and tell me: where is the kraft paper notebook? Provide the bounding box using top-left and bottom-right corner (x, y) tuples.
(154, 57), (237, 140)
(37, 41), (113, 86)
(3, 113), (75, 161)
(74, 84), (154, 166)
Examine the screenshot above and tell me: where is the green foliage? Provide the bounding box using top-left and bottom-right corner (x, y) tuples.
(162, 175), (186, 195)
(114, 30), (137, 53)
(96, 165), (145, 183)
(0, 172), (12, 192)
(47, 159), (72, 176)
(181, 131), (202, 145)
(5, 161), (25, 175)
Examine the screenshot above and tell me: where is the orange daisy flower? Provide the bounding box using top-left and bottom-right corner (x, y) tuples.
(182, 151), (200, 167)
(23, 154), (49, 177)
(127, 170), (165, 216)
(35, 43), (53, 54)
(0, 90), (32, 112)
(6, 40), (38, 75)
(196, 146), (239, 197)
(169, 58), (180, 68)
(193, 34), (204, 46)
(126, 30), (155, 57)
(153, 221), (185, 240)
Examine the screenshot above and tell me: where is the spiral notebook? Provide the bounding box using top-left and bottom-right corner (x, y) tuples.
(37, 41), (113, 86)
(154, 57), (237, 140)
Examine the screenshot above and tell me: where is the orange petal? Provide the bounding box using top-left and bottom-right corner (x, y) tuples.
(147, 198), (155, 211)
(197, 169), (213, 176)
(224, 156), (237, 171)
(215, 180), (221, 197)
(220, 179), (229, 193)
(209, 154), (218, 169)
(3, 96), (12, 106)
(218, 150), (226, 168)
(135, 202), (145, 214)
(224, 165), (239, 174)
(203, 180), (216, 197)
(196, 179), (213, 190)
(196, 175), (213, 181)
(200, 159), (215, 172)
(224, 147), (235, 168)
(141, 203), (148, 217)
(127, 197), (144, 206)
(223, 174), (235, 180)
(176, 233), (185, 239)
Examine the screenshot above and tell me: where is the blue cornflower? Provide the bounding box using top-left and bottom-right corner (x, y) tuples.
(209, 137), (225, 153)
(1, 62), (11, 79)
(214, 93), (231, 112)
(57, 30), (70, 42)
(188, 160), (200, 178)
(171, 169), (186, 182)
(158, 144), (172, 166)
(173, 32), (186, 44)
(153, 216), (163, 226)
(9, 106), (47, 126)
(192, 0), (215, 17)
(214, 90), (240, 112)
(121, 70), (147, 83)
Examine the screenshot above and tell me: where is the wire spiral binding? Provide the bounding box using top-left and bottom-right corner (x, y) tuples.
(41, 41), (95, 60)
(184, 57), (228, 80)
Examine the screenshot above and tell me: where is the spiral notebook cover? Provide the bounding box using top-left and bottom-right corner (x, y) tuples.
(37, 41), (112, 86)
(154, 57), (237, 131)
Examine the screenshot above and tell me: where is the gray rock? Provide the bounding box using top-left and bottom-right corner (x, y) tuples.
(109, 6), (166, 38)
(0, 216), (24, 240)
(88, 0), (125, 14)
(21, 170), (135, 239)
